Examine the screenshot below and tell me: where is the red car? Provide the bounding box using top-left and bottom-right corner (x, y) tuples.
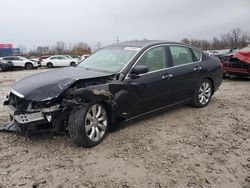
(221, 50), (250, 77)
(38, 56), (49, 64)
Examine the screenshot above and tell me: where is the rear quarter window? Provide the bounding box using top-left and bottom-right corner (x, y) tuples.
(193, 49), (202, 61)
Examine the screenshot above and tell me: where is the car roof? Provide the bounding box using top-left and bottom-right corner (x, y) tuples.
(109, 40), (183, 48)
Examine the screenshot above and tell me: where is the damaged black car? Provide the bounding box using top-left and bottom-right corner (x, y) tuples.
(2, 41), (223, 147)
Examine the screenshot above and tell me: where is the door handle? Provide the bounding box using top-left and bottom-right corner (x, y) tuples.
(162, 74), (173, 80)
(194, 66), (202, 72)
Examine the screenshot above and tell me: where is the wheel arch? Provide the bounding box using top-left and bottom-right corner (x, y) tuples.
(25, 62), (33, 66)
(203, 77), (214, 95)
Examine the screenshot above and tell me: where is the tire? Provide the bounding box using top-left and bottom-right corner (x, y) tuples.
(25, 63), (34, 70)
(47, 63), (53, 68)
(69, 102), (110, 148)
(223, 73), (230, 79)
(191, 79), (213, 108)
(70, 62), (76, 66)
(0, 65), (3, 72)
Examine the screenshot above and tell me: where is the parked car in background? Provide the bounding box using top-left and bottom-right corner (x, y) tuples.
(221, 49), (250, 78)
(29, 57), (41, 67)
(81, 54), (90, 60)
(213, 49), (239, 60)
(38, 56), (49, 64)
(0, 56), (39, 69)
(42, 55), (77, 68)
(70, 55), (82, 63)
(0, 60), (14, 72)
(203, 50), (219, 56)
(65, 55), (82, 63)
(2, 41), (223, 147)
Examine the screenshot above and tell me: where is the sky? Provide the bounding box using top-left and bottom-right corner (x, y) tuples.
(0, 0), (249, 50)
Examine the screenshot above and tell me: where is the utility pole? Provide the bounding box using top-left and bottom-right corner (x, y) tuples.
(116, 36), (119, 43)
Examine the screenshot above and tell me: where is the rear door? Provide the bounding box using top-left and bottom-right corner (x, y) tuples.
(51, 56), (60, 66)
(14, 57), (25, 67)
(166, 45), (203, 103)
(59, 56), (70, 66)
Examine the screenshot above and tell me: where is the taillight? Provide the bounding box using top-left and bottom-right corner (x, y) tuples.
(220, 62), (223, 70)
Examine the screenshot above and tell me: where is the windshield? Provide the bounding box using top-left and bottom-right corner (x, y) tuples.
(77, 46), (139, 73)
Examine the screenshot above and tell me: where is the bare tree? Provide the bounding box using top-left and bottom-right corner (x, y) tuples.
(181, 38), (190, 45)
(55, 41), (66, 54)
(71, 42), (91, 55)
(180, 28), (250, 50)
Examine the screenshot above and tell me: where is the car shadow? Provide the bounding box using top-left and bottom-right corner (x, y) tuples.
(109, 105), (185, 133)
(224, 76), (250, 81)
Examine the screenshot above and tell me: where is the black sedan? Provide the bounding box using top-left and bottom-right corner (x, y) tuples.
(2, 41), (223, 147)
(0, 60), (14, 72)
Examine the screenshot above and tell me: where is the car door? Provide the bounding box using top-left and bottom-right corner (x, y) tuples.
(15, 57), (25, 67)
(59, 56), (70, 66)
(8, 57), (22, 67)
(123, 46), (173, 116)
(3, 57), (14, 66)
(51, 56), (60, 67)
(165, 45), (204, 103)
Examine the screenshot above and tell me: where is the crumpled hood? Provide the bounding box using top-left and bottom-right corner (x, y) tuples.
(11, 67), (113, 101)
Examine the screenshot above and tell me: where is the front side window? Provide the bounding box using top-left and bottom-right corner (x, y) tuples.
(136, 46), (166, 72)
(3, 57), (11, 60)
(59, 56), (66, 60)
(13, 57), (20, 60)
(169, 46), (193, 66)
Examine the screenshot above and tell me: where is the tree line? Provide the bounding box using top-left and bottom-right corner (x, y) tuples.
(181, 28), (250, 50)
(28, 41), (92, 57)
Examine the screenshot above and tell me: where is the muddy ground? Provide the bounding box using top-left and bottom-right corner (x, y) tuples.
(0, 69), (249, 188)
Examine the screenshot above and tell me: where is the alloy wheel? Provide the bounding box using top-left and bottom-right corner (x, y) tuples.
(85, 104), (107, 142)
(198, 82), (211, 105)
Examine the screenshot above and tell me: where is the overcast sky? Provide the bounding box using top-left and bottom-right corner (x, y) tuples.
(0, 0), (249, 49)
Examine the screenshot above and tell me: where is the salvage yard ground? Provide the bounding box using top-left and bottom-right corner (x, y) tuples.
(0, 69), (249, 188)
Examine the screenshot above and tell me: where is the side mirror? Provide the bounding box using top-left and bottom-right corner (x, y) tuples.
(129, 65), (149, 79)
(132, 65), (149, 75)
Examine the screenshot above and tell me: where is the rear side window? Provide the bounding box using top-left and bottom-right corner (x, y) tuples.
(193, 49), (202, 61)
(13, 57), (20, 60)
(169, 46), (193, 66)
(3, 57), (12, 60)
(136, 46), (166, 72)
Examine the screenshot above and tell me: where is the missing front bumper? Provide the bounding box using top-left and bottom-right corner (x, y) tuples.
(4, 105), (45, 124)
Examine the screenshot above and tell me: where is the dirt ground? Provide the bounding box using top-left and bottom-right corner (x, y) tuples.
(0, 69), (249, 188)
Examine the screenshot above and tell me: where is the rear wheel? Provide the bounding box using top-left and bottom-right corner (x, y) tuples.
(47, 62), (53, 68)
(192, 79), (212, 108)
(25, 63), (34, 70)
(70, 62), (76, 66)
(0, 65), (3, 72)
(69, 102), (109, 147)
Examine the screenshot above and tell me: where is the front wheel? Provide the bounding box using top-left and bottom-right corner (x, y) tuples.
(70, 62), (76, 66)
(46, 63), (53, 68)
(25, 63), (34, 70)
(192, 79), (212, 108)
(69, 103), (109, 148)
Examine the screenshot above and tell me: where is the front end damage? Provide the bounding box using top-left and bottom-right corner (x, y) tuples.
(1, 90), (70, 134)
(0, 75), (116, 135)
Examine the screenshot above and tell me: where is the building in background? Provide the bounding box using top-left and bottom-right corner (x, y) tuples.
(0, 44), (13, 57)
(12, 48), (21, 56)
(0, 44), (21, 57)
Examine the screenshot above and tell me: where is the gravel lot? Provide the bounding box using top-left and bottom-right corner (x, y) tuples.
(0, 69), (249, 188)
